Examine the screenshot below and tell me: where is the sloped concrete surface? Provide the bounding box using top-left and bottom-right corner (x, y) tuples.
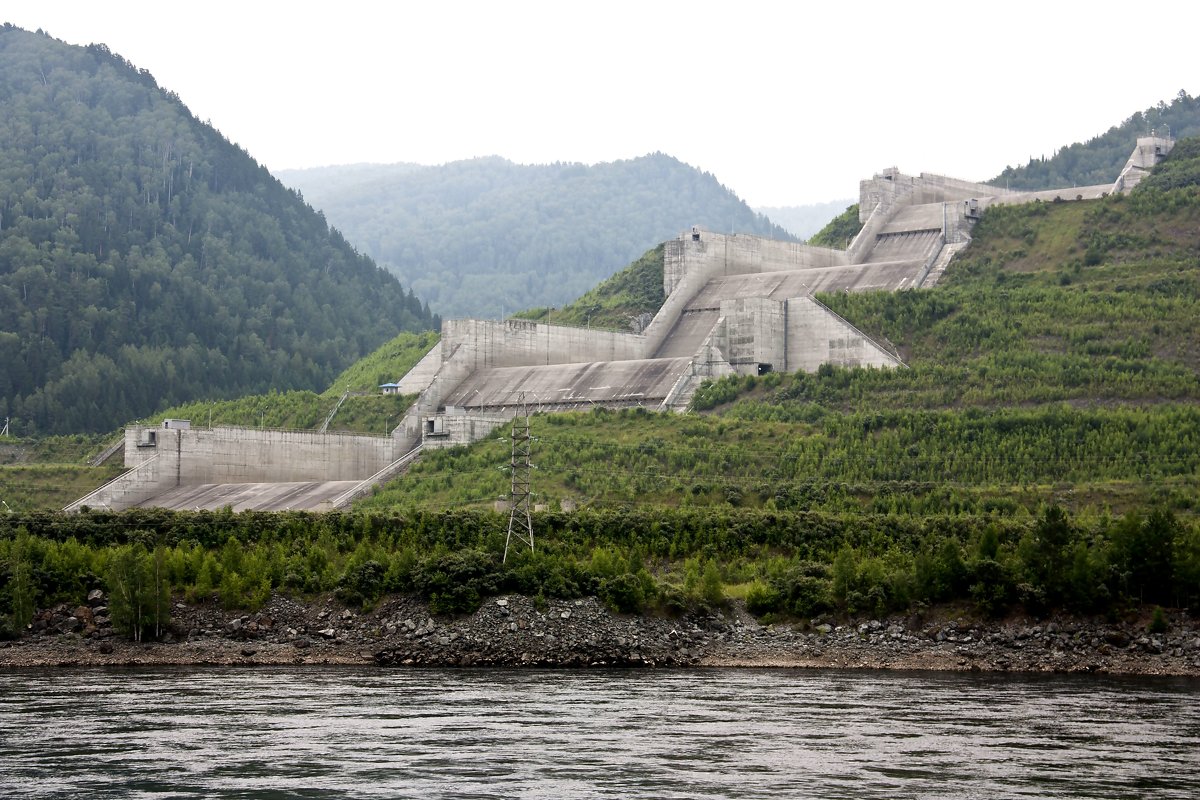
(686, 261), (926, 309)
(135, 481), (361, 512)
(653, 310), (721, 358)
(443, 357), (694, 411)
(865, 230), (942, 264)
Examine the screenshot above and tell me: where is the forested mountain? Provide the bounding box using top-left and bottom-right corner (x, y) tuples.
(0, 26), (437, 435)
(990, 90), (1200, 190)
(278, 155), (795, 319)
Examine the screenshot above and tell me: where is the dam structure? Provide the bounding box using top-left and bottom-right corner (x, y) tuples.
(69, 135), (1173, 512)
(395, 133), (1174, 451)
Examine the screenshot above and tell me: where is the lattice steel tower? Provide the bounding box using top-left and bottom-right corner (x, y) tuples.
(504, 396), (534, 563)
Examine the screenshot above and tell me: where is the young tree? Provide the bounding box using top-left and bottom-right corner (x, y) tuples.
(107, 543), (169, 641)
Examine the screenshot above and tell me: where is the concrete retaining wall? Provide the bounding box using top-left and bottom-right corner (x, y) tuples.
(719, 297), (786, 373)
(785, 296), (903, 372)
(123, 426), (399, 484)
(664, 230), (847, 296)
(441, 319), (645, 370)
(860, 168), (1016, 225)
(65, 454), (166, 512)
(846, 202), (889, 263)
(394, 341), (443, 394)
(422, 410), (509, 449)
(978, 184), (1111, 211)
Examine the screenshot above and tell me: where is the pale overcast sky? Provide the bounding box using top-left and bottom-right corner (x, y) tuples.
(4, 1), (1197, 206)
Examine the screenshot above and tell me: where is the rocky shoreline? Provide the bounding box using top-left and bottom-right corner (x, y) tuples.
(1, 592), (1198, 677)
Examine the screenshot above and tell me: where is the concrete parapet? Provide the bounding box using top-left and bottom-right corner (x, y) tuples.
(78, 426), (409, 512)
(123, 426), (400, 484)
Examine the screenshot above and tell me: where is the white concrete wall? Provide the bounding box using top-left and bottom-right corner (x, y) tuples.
(718, 297), (786, 372)
(422, 411), (509, 449)
(977, 184), (1111, 211)
(124, 426), (399, 483)
(1115, 135), (1174, 191)
(860, 169), (1016, 224)
(664, 230), (848, 296)
(785, 296), (903, 372)
(394, 340), (443, 394)
(441, 318), (645, 370)
(847, 203), (888, 263)
(65, 454), (167, 511)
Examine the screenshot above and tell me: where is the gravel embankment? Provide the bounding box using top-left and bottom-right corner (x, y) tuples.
(2, 592), (1197, 677)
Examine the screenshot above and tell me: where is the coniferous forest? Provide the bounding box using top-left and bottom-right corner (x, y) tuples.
(0, 26), (437, 435)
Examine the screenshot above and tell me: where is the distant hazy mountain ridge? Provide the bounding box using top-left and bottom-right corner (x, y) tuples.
(279, 155), (796, 319)
(753, 200), (856, 240)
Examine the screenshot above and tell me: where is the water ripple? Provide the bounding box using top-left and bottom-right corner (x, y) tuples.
(0, 667), (1197, 799)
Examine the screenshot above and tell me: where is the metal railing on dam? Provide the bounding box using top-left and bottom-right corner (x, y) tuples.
(329, 444), (424, 509)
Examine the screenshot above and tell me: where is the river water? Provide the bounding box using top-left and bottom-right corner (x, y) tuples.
(0, 667), (1196, 798)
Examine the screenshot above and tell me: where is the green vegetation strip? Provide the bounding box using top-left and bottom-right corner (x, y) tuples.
(1, 506), (1196, 640)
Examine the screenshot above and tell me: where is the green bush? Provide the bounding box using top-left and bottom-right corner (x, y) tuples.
(337, 560), (386, 608)
(745, 580), (781, 616)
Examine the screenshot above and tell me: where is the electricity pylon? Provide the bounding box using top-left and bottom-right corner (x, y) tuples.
(504, 395), (534, 563)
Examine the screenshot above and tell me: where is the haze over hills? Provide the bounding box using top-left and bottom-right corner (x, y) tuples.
(0, 26), (437, 435)
(278, 155), (796, 319)
(753, 200), (855, 240)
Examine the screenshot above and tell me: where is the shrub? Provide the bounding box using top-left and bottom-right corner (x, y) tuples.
(337, 560), (386, 608)
(745, 580), (781, 616)
(1149, 606), (1169, 634)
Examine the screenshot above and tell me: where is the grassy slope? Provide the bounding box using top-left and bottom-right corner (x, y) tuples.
(139, 330), (437, 430)
(512, 245), (665, 330)
(23, 157), (1200, 518)
(364, 183), (1200, 519)
(1, 435), (123, 512)
(807, 204), (862, 248)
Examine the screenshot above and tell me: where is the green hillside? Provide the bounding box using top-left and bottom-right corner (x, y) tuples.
(5, 151), (1200, 626)
(991, 90), (1200, 190)
(807, 204), (862, 249)
(365, 143), (1200, 520)
(0, 26), (437, 435)
(513, 245), (665, 330)
(278, 154), (794, 319)
(138, 330), (438, 431)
